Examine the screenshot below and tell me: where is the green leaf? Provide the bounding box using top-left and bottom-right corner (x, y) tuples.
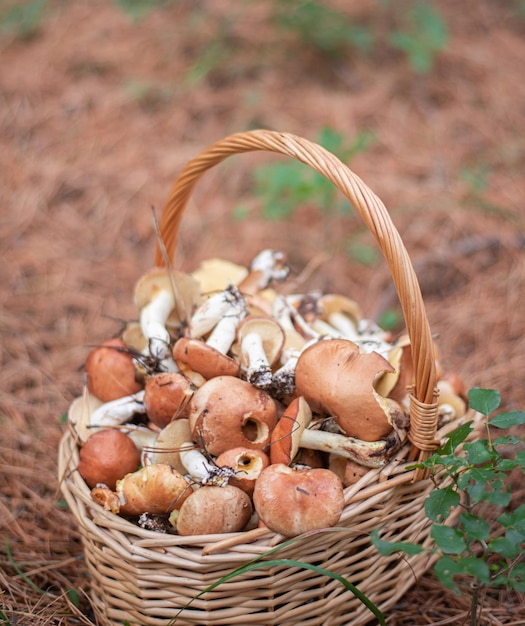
(508, 562), (525, 592)
(438, 421), (474, 455)
(434, 556), (463, 593)
(490, 410), (525, 429)
(66, 587), (80, 608)
(488, 537), (519, 560)
(424, 487), (460, 522)
(370, 528), (425, 557)
(493, 435), (522, 447)
(468, 387), (501, 417)
(458, 513), (490, 541)
(0, 609), (11, 625)
(464, 440), (494, 465)
(430, 525), (466, 555)
(460, 557), (491, 584)
(498, 504), (525, 533)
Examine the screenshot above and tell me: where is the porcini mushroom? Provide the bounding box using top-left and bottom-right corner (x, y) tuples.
(253, 463), (344, 537)
(237, 315), (285, 390)
(294, 338), (398, 441)
(270, 396), (391, 468)
(188, 376), (278, 457)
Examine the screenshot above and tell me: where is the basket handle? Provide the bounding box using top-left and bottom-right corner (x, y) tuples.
(155, 129), (439, 468)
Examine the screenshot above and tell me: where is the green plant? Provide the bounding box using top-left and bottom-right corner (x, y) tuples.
(246, 127), (375, 220)
(372, 387), (525, 621)
(270, 0), (374, 57)
(113, 0), (174, 22)
(390, 2), (449, 73)
(0, 0), (47, 39)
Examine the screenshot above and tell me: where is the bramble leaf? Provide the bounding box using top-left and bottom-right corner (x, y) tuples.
(490, 410), (525, 429)
(370, 529), (425, 557)
(437, 421), (474, 455)
(425, 487), (460, 522)
(489, 537), (519, 560)
(430, 525), (466, 554)
(464, 440), (494, 465)
(434, 556), (463, 593)
(459, 513), (490, 542)
(468, 387), (500, 416)
(460, 557), (491, 584)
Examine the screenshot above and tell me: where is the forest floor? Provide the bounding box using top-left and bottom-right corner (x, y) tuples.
(1, 1), (524, 624)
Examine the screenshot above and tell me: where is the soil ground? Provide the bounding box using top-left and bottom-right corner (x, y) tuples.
(1, 1), (524, 624)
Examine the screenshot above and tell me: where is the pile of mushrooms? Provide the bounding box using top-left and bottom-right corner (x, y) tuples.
(69, 250), (468, 538)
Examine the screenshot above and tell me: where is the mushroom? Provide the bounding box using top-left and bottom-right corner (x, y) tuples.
(143, 371), (194, 428)
(215, 447), (270, 496)
(143, 418), (192, 474)
(236, 315), (285, 390)
(85, 338), (143, 403)
(328, 455), (371, 487)
(191, 258), (249, 295)
(172, 484), (252, 536)
(172, 336), (240, 388)
(116, 463), (192, 516)
(134, 267), (201, 361)
(89, 390), (146, 428)
(188, 376), (279, 457)
(253, 463), (344, 537)
(189, 283), (247, 340)
(294, 338), (398, 442)
(237, 249), (290, 296)
(78, 429), (141, 490)
(270, 396), (391, 468)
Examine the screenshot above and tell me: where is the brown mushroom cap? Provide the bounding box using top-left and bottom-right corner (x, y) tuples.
(174, 484), (253, 536)
(143, 371), (194, 428)
(294, 339), (395, 441)
(270, 396), (312, 466)
(85, 338), (142, 403)
(188, 376), (278, 456)
(172, 337), (240, 386)
(116, 463), (191, 516)
(78, 429), (141, 490)
(215, 447), (270, 496)
(253, 463), (344, 537)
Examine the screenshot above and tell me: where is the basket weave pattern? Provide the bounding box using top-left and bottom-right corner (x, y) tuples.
(58, 130), (474, 626)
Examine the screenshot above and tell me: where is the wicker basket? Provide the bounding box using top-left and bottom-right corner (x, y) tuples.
(58, 130), (480, 626)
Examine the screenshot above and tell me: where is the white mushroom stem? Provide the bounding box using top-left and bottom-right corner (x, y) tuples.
(190, 284), (245, 339)
(179, 443), (216, 482)
(247, 249), (290, 287)
(326, 312), (358, 339)
(275, 296), (319, 340)
(298, 429), (389, 468)
(240, 332), (272, 387)
(140, 290), (175, 360)
(205, 306), (245, 354)
(89, 390), (146, 428)
(270, 351), (299, 399)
